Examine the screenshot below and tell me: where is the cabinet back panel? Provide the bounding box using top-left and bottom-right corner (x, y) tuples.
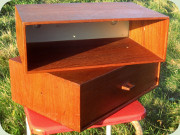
(26, 21), (129, 43)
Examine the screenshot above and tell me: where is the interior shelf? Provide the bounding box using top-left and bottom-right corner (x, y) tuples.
(27, 37), (163, 73)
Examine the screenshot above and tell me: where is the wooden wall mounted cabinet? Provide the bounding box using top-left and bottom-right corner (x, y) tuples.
(15, 2), (169, 73)
(11, 2), (169, 132)
(10, 57), (160, 132)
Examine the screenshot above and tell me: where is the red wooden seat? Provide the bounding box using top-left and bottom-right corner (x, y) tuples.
(25, 100), (146, 135)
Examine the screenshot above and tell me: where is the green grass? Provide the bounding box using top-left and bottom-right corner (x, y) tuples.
(0, 0), (179, 134)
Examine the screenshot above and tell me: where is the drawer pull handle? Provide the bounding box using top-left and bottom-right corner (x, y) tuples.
(121, 82), (135, 91)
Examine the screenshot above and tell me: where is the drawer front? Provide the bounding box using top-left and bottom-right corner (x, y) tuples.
(81, 63), (159, 128)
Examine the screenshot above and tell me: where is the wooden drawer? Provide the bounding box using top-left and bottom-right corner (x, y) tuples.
(9, 57), (159, 132)
(81, 63), (159, 129)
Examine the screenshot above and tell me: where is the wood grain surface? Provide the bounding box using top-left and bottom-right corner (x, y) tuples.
(9, 57), (81, 131)
(15, 2), (168, 25)
(80, 62), (159, 128)
(15, 7), (27, 69)
(129, 19), (169, 60)
(9, 57), (159, 131)
(26, 38), (163, 73)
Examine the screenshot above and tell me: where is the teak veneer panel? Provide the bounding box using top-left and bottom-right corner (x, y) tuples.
(9, 57), (159, 131)
(27, 38), (163, 73)
(129, 19), (169, 60)
(80, 62), (159, 128)
(10, 57), (81, 131)
(15, 8), (27, 69)
(15, 2), (168, 25)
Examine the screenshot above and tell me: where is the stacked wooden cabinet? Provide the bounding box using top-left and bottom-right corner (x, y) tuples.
(9, 2), (169, 132)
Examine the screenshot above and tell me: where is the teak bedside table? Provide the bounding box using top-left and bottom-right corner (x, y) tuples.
(10, 2), (169, 132)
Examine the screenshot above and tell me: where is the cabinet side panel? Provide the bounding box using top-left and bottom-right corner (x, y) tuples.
(9, 58), (24, 103)
(15, 7), (25, 67)
(9, 57), (80, 131)
(129, 19), (169, 60)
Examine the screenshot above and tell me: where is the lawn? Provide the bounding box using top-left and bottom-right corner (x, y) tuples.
(0, 0), (179, 134)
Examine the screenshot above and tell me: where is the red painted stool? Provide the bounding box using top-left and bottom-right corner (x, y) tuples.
(25, 100), (146, 135)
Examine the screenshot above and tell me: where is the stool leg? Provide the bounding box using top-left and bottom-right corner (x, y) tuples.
(131, 121), (143, 135)
(106, 125), (111, 135)
(26, 117), (31, 135)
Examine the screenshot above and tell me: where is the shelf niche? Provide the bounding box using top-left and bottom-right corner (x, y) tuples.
(25, 20), (168, 73)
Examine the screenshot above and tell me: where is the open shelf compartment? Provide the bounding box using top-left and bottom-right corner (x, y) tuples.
(27, 37), (163, 73)
(15, 2), (169, 73)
